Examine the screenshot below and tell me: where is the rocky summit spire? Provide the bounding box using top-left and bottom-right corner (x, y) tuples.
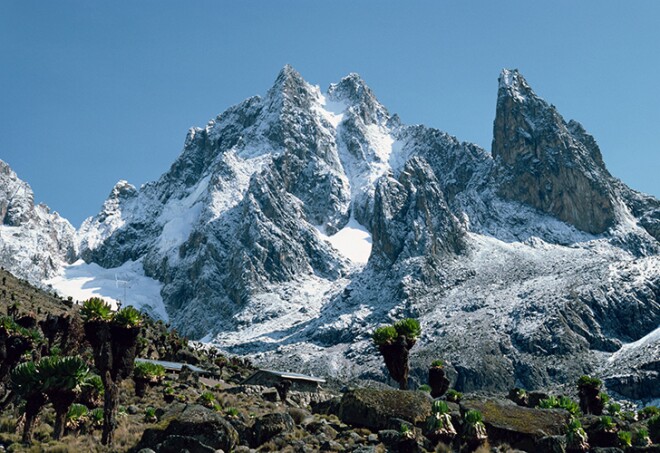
(492, 69), (616, 234)
(328, 73), (389, 125)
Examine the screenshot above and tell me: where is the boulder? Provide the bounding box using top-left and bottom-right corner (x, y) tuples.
(252, 412), (295, 446)
(461, 397), (570, 451)
(136, 404), (238, 452)
(338, 388), (432, 430)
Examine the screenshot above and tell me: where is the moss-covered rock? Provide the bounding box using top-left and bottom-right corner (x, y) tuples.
(461, 397), (570, 451)
(338, 388), (431, 430)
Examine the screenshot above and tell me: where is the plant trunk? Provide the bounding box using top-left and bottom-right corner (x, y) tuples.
(429, 366), (450, 398)
(135, 378), (147, 397)
(101, 371), (118, 445)
(22, 394), (45, 444)
(379, 336), (415, 390)
(49, 391), (77, 440)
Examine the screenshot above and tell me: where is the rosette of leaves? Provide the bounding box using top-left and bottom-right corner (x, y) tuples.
(577, 375), (604, 415)
(446, 389), (462, 403)
(80, 374), (104, 407)
(81, 297), (143, 445)
(566, 418), (589, 452)
(428, 358), (449, 398)
(39, 355), (89, 440)
(425, 400), (456, 443)
(80, 298), (112, 322)
(0, 316), (42, 385)
(372, 318), (421, 390)
(133, 361), (165, 397)
(462, 410), (487, 449)
(10, 361), (46, 443)
(66, 403), (89, 431)
(538, 395), (581, 417)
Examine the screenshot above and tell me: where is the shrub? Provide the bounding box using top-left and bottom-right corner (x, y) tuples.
(464, 410), (483, 425)
(225, 407), (239, 417)
(133, 362), (165, 380)
(418, 384), (431, 393)
(633, 427), (650, 446)
(90, 408), (104, 427)
(538, 395), (581, 417)
(80, 298), (112, 321)
(649, 415), (660, 443)
(618, 431), (632, 448)
(639, 405), (659, 419)
(113, 306), (142, 327)
(577, 375), (602, 389)
(608, 402), (621, 416)
(66, 403), (88, 429)
(372, 326), (397, 346)
(432, 400), (450, 415)
(599, 392), (610, 404)
(598, 415), (615, 431)
(431, 359), (444, 368)
(393, 318), (421, 339)
(446, 389), (462, 403)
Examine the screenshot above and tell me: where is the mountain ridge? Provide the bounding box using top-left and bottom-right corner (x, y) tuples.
(1, 67), (658, 400)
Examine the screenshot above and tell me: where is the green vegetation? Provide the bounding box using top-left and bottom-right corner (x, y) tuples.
(633, 427), (650, 446)
(577, 375), (602, 388)
(431, 400), (450, 415)
(538, 395), (581, 417)
(446, 389), (462, 403)
(597, 415), (615, 431)
(607, 402), (621, 416)
(113, 306), (142, 328)
(11, 355), (89, 441)
(464, 410), (483, 425)
(639, 405), (659, 419)
(393, 318), (421, 339)
(80, 297), (112, 321)
(372, 325), (397, 346)
(66, 403), (89, 430)
(618, 430), (632, 448)
(371, 318), (421, 390)
(430, 359), (444, 368)
(417, 384), (431, 393)
(649, 415), (660, 443)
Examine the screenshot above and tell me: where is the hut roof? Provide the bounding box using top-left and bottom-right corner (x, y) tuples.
(243, 368), (326, 384)
(135, 358), (207, 374)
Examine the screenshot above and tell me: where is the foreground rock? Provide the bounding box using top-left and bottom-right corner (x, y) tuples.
(135, 404), (239, 452)
(338, 388), (431, 430)
(461, 397), (571, 451)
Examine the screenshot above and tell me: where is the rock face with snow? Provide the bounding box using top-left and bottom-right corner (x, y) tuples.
(3, 66), (659, 398)
(0, 160), (76, 282)
(492, 69), (616, 235)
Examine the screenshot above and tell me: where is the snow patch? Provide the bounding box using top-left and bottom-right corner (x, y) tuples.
(315, 217), (372, 264)
(156, 175), (210, 255)
(45, 259), (168, 321)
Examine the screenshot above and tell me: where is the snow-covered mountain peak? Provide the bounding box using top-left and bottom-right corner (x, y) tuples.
(498, 68), (534, 102)
(3, 68), (659, 400)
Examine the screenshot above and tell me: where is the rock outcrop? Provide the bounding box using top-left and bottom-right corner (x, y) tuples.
(338, 388), (432, 430)
(0, 160), (76, 282)
(492, 69), (617, 234)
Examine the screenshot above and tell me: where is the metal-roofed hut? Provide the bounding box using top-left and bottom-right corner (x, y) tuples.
(242, 369), (326, 392)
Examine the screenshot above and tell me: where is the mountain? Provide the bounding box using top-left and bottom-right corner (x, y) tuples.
(1, 67), (658, 399)
(0, 160), (76, 282)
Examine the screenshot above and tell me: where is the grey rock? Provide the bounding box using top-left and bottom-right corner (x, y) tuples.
(492, 69), (616, 234)
(136, 404), (238, 453)
(338, 388), (431, 431)
(252, 412), (295, 446)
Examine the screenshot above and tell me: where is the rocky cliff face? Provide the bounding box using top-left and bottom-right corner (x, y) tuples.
(0, 160), (76, 282)
(492, 69), (617, 235)
(3, 67), (659, 398)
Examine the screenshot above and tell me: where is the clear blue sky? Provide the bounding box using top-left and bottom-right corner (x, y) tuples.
(1, 1), (659, 227)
